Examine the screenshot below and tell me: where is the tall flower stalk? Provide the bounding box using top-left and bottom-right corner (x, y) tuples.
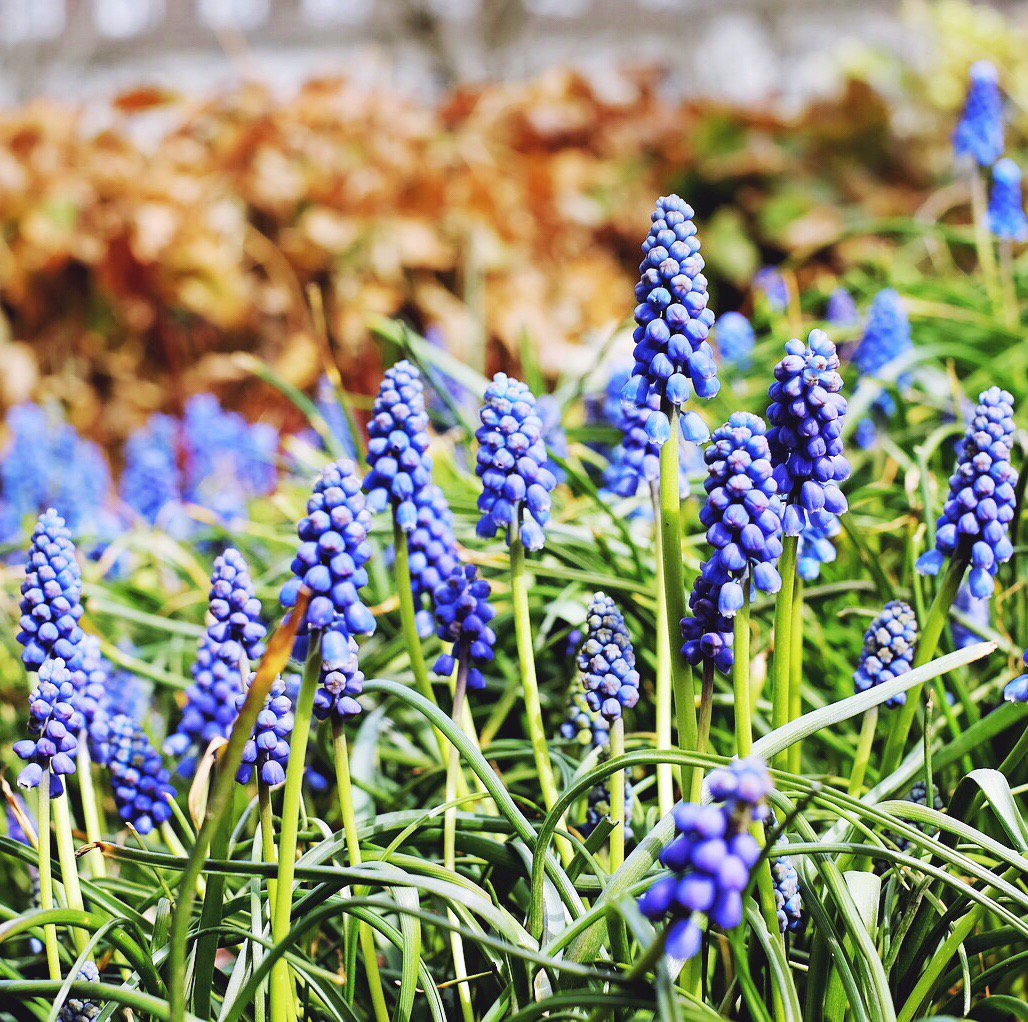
(621, 195), (719, 802)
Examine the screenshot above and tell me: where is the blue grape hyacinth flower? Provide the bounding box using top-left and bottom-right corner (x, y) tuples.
(432, 563), (497, 692)
(953, 60), (1004, 167)
(681, 558), (735, 675)
(313, 624), (366, 722)
(206, 548), (267, 671)
(577, 593), (640, 722)
(754, 266), (789, 312)
(714, 311), (755, 369)
(281, 459), (376, 636)
(766, 329), (851, 537)
(796, 513), (840, 581)
(639, 758), (771, 960)
(1003, 649), (1028, 703)
(916, 387), (1017, 599)
(237, 676), (294, 786)
(987, 158), (1028, 241)
(537, 395), (569, 486)
(365, 360), (434, 532)
(826, 287), (858, 326)
(853, 290), (912, 404)
(13, 657), (80, 796)
(17, 509), (85, 669)
(560, 685), (610, 750)
(120, 414), (183, 528)
(622, 194), (718, 446)
(58, 960), (101, 1022)
(952, 581), (990, 650)
(407, 484), (460, 637)
(104, 714), (175, 835)
(772, 857), (803, 934)
(853, 601), (918, 707)
(474, 372), (557, 552)
(698, 412), (784, 615)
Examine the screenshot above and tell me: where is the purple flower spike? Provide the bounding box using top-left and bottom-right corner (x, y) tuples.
(14, 656), (80, 797)
(622, 195), (719, 437)
(577, 593), (639, 723)
(766, 330), (850, 536)
(953, 60), (1004, 168)
(988, 158), (1028, 241)
(103, 714), (175, 835)
(237, 675), (294, 787)
(432, 564), (497, 692)
(714, 312), (755, 369)
(915, 387), (1017, 599)
(826, 287), (858, 326)
(852, 601), (918, 708)
(680, 558), (735, 676)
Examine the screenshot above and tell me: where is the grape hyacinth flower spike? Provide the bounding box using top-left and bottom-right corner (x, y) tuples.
(59, 960), (101, 1022)
(577, 593), (640, 722)
(560, 685), (610, 750)
(621, 194), (718, 445)
(953, 60), (1003, 167)
(14, 657), (79, 796)
(432, 564), (497, 692)
(988, 158), (1028, 241)
(826, 287), (858, 326)
(766, 329), (851, 536)
(771, 857), (803, 934)
(639, 757), (772, 959)
(853, 289), (912, 412)
(407, 484), (459, 637)
(796, 513), (840, 581)
(238, 676), (295, 786)
(714, 311), (755, 369)
(1003, 649), (1028, 703)
(853, 601), (918, 707)
(104, 714), (175, 835)
(205, 547), (267, 677)
(474, 372), (557, 552)
(365, 359), (434, 532)
(915, 387), (1017, 599)
(754, 266), (789, 313)
(17, 508), (84, 669)
(680, 559), (735, 675)
(698, 412), (784, 616)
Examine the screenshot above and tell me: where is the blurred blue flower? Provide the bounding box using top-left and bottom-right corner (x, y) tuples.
(754, 266), (788, 312)
(953, 60), (1003, 167)
(826, 287), (858, 326)
(537, 395), (568, 485)
(1003, 648), (1028, 703)
(916, 387), (1017, 598)
(987, 157), (1028, 241)
(474, 372), (556, 551)
(951, 581), (989, 649)
(853, 289), (912, 417)
(796, 512), (840, 581)
(714, 312), (755, 369)
(621, 194), (717, 446)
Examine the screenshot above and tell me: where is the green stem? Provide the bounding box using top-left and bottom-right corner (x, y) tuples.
(788, 576), (803, 774)
(609, 718), (626, 875)
(161, 822), (205, 897)
(444, 653), (475, 1022)
(392, 519), (437, 716)
(37, 780), (61, 982)
(733, 586), (753, 757)
(75, 744), (106, 880)
(697, 661), (715, 757)
(51, 791), (86, 955)
(968, 164), (1001, 311)
(659, 413), (698, 801)
(999, 239), (1018, 329)
(771, 535), (798, 770)
(752, 819), (788, 1022)
(258, 782), (278, 907)
(333, 727), (390, 1022)
(881, 555), (966, 776)
(270, 632), (323, 1022)
(651, 482), (674, 817)
(510, 533), (561, 816)
(848, 707), (878, 796)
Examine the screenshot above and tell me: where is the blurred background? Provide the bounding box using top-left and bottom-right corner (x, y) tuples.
(0, 0), (1026, 452)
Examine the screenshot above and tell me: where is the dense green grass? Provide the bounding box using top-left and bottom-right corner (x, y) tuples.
(0, 168), (1026, 1021)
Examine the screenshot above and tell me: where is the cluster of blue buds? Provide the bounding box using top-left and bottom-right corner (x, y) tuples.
(953, 60), (1004, 167)
(639, 758), (771, 960)
(577, 593), (639, 722)
(622, 195), (718, 446)
(853, 601), (918, 707)
(754, 266), (789, 312)
(797, 513), (840, 581)
(1003, 648), (1028, 703)
(474, 373), (557, 552)
(714, 312), (755, 369)
(206, 548), (267, 672)
(432, 564), (497, 692)
(119, 414), (183, 528)
(988, 158), (1028, 241)
(407, 484), (459, 637)
(68, 636), (114, 761)
(698, 413), (784, 615)
(14, 657), (79, 796)
(916, 387), (1017, 598)
(281, 459), (376, 636)
(105, 713), (175, 835)
(365, 360), (434, 531)
(581, 776), (634, 840)
(560, 686), (610, 749)
(766, 330), (850, 536)
(771, 857), (803, 933)
(237, 676), (294, 786)
(826, 287), (858, 326)
(853, 290), (911, 404)
(17, 509), (85, 669)
(58, 960), (101, 1022)
(313, 626), (366, 722)
(680, 561), (735, 675)
(164, 632), (241, 771)
(537, 395), (568, 486)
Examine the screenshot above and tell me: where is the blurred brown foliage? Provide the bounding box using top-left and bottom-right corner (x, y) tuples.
(0, 67), (937, 447)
